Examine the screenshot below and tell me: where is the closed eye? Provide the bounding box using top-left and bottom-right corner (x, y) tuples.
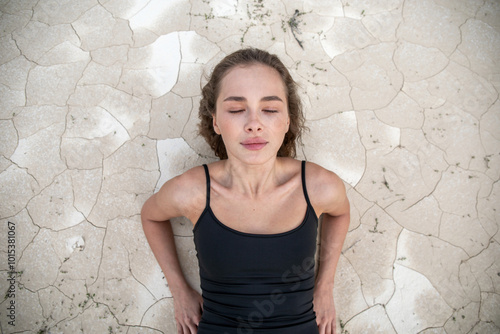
(263, 109), (278, 113)
(229, 109), (245, 113)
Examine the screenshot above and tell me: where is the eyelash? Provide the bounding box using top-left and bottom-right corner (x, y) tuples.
(228, 109), (278, 113)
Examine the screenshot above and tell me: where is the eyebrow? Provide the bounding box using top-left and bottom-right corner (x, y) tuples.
(223, 96), (284, 102)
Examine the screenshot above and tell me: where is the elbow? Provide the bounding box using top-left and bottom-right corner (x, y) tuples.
(140, 196), (154, 227)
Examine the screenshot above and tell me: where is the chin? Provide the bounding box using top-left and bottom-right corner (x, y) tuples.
(229, 151), (279, 165)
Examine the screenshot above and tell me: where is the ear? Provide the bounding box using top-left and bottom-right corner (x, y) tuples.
(212, 114), (221, 135)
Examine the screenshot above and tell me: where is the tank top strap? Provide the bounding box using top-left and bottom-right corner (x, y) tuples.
(301, 160), (313, 209)
(202, 164), (210, 209)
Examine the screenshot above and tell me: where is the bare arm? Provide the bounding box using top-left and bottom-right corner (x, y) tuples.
(308, 164), (350, 334)
(315, 200), (350, 293)
(141, 171), (204, 334)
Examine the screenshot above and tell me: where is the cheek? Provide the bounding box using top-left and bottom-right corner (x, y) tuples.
(215, 117), (238, 137)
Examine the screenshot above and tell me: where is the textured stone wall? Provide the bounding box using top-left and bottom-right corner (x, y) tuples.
(0, 0), (499, 333)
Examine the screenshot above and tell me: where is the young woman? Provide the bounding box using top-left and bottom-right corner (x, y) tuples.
(141, 48), (350, 334)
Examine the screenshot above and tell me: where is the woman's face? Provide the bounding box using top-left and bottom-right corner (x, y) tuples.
(213, 64), (290, 164)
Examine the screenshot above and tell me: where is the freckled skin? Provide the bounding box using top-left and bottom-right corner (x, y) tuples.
(212, 64), (290, 166)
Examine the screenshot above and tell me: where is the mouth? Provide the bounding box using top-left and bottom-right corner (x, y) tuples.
(241, 138), (268, 151)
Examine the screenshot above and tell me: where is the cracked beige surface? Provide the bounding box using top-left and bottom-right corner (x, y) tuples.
(0, 0), (499, 333)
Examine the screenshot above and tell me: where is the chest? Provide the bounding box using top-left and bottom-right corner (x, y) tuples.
(209, 183), (308, 235)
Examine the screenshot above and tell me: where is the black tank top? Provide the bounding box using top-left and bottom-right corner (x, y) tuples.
(193, 161), (319, 334)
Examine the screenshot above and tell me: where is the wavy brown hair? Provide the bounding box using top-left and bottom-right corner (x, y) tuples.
(198, 48), (306, 160)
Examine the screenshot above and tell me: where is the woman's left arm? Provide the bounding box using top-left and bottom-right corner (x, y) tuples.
(310, 166), (350, 334)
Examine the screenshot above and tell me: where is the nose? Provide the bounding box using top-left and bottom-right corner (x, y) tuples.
(245, 110), (263, 133)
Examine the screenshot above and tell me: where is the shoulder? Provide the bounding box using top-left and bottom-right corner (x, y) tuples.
(169, 165), (207, 202)
(143, 165), (207, 221)
(304, 161), (349, 216)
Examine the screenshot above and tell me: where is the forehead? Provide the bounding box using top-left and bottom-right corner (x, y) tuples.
(218, 64), (287, 99)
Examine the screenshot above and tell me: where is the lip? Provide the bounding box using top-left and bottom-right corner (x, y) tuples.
(241, 138), (268, 150)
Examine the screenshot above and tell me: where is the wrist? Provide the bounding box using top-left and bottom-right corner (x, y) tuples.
(315, 279), (334, 292)
(166, 276), (191, 297)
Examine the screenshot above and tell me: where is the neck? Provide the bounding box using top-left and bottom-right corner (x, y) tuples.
(222, 157), (281, 198)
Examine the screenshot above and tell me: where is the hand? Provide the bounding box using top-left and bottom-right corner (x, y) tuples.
(173, 287), (203, 334)
(314, 287), (337, 334)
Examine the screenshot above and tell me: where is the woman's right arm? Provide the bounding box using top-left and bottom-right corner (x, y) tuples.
(141, 172), (204, 334)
